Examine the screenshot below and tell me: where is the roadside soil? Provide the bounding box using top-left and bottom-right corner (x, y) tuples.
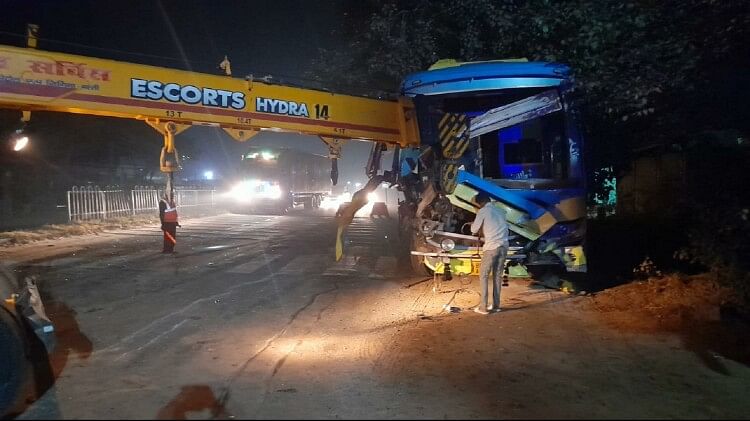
(590, 273), (750, 374)
(374, 275), (750, 418)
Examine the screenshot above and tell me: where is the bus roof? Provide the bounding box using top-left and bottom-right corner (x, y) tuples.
(401, 61), (570, 96)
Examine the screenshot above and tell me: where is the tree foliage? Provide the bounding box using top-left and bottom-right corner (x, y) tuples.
(312, 0), (750, 184)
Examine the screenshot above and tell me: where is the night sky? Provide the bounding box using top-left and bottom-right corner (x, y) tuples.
(0, 0), (374, 185)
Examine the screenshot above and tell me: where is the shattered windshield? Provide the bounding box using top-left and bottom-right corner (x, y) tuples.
(420, 88), (571, 182)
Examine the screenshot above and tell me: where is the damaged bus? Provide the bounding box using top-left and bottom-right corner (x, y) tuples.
(399, 60), (587, 284)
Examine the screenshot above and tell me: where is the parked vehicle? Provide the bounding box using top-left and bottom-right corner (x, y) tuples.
(0, 264), (54, 417)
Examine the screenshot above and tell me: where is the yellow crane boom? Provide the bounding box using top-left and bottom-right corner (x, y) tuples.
(0, 44), (419, 150)
(0, 42), (420, 261)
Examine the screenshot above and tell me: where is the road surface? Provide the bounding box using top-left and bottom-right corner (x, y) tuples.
(2, 212), (749, 419)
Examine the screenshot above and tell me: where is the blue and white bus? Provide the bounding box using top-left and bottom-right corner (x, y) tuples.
(400, 59), (587, 280)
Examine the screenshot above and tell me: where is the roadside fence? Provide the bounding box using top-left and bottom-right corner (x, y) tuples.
(67, 185), (216, 221)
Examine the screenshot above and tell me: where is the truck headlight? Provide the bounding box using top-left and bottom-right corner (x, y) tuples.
(268, 185), (282, 199)
(440, 238), (455, 251)
(230, 181), (253, 199)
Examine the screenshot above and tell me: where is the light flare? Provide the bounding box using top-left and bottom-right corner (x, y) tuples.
(13, 136), (29, 151)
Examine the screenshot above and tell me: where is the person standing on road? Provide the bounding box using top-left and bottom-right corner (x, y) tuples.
(470, 193), (509, 314)
(159, 193), (179, 253)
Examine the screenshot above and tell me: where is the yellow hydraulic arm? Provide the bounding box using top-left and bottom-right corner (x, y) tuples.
(0, 43), (419, 152)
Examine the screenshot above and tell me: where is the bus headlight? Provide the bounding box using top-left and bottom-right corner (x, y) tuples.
(440, 238), (455, 251)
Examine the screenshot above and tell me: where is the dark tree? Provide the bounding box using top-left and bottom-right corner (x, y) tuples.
(312, 0), (750, 201)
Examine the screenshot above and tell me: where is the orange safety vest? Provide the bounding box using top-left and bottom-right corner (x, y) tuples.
(163, 206), (178, 223)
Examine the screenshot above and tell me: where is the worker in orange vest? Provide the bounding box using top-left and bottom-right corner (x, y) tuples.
(159, 194), (179, 253)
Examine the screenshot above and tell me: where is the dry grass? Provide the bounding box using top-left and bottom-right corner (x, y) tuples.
(0, 216), (159, 246)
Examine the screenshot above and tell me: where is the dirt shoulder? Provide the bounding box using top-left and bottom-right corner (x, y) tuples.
(0, 216), (160, 247)
(589, 273), (750, 375)
(589, 273), (742, 331)
(0, 208), (223, 248)
(374, 276), (750, 418)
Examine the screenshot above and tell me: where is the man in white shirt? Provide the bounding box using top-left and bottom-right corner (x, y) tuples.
(470, 193), (509, 314)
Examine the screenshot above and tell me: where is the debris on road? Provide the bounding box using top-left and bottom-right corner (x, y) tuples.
(442, 304), (461, 313)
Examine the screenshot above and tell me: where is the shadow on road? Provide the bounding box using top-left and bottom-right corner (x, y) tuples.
(43, 301), (93, 379)
(679, 312), (750, 375)
(8, 299), (92, 419)
(156, 385), (231, 420)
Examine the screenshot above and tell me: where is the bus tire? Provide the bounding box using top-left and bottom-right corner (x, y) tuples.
(410, 254), (433, 276)
(409, 233), (433, 276)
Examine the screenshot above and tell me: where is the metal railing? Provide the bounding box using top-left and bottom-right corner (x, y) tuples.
(131, 187), (162, 215)
(67, 186), (131, 221)
(174, 189), (215, 208)
(67, 186), (216, 221)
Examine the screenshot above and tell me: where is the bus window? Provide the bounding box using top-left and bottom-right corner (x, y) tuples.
(480, 111), (568, 180)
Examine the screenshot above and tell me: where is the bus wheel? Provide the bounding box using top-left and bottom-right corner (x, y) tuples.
(410, 254), (432, 276)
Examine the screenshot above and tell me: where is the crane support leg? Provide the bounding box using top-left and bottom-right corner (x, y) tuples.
(335, 175), (385, 261)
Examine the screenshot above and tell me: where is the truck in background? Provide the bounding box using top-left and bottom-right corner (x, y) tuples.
(226, 146), (331, 214)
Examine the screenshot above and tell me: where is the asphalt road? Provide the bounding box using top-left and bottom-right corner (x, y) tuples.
(3, 212), (749, 419)
(6, 211), (439, 419)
